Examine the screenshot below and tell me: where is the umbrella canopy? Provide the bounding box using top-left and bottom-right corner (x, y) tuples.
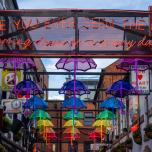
(63, 127), (80, 134)
(94, 127), (106, 134)
(29, 109), (51, 120)
(100, 96), (125, 109)
(24, 96), (48, 109)
(13, 79), (43, 96)
(62, 97), (86, 109)
(106, 80), (134, 98)
(63, 120), (83, 127)
(59, 80), (90, 95)
(96, 110), (116, 120)
(88, 132), (104, 139)
(39, 127), (55, 134)
(0, 58), (35, 70)
(55, 58), (97, 72)
(92, 120), (112, 127)
(64, 111), (84, 120)
(63, 133), (80, 139)
(116, 47), (152, 71)
(37, 120), (54, 128)
(43, 133), (57, 140)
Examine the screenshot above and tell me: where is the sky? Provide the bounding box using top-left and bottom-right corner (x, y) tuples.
(16, 0), (152, 100)
(17, 0), (152, 10)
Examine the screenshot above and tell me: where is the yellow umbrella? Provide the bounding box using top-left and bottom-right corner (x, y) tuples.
(63, 127), (80, 134)
(92, 120), (112, 127)
(63, 120), (83, 127)
(37, 120), (54, 128)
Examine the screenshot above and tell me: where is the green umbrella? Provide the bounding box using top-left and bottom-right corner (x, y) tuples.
(29, 109), (51, 120)
(63, 110), (84, 120)
(96, 110), (116, 120)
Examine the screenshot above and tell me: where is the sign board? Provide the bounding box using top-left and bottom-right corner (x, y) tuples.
(2, 70), (22, 90)
(130, 65), (150, 94)
(2, 99), (24, 114)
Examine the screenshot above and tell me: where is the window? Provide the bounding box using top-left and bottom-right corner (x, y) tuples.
(84, 112), (93, 126)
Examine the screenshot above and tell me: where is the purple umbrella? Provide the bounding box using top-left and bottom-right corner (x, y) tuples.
(55, 58), (97, 72)
(0, 58), (35, 90)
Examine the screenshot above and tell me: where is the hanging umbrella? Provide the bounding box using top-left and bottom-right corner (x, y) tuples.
(94, 127), (106, 134)
(0, 58), (35, 90)
(59, 80), (90, 95)
(63, 127), (80, 134)
(13, 79), (43, 98)
(29, 109), (51, 120)
(88, 131), (104, 139)
(13, 79), (43, 96)
(62, 97), (87, 109)
(64, 111), (84, 120)
(63, 133), (80, 139)
(96, 110), (116, 120)
(39, 127), (55, 133)
(63, 120), (83, 127)
(55, 58), (97, 72)
(0, 58), (35, 70)
(37, 120), (54, 128)
(116, 47), (152, 71)
(106, 80), (134, 98)
(92, 120), (112, 127)
(100, 96), (125, 109)
(23, 96), (48, 109)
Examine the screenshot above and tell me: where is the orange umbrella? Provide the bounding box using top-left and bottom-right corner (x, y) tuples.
(63, 127), (80, 134)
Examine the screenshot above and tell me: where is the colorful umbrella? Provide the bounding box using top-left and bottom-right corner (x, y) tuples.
(24, 96), (48, 109)
(37, 120), (54, 128)
(29, 109), (51, 120)
(63, 127), (80, 134)
(106, 80), (134, 98)
(63, 133), (80, 139)
(88, 131), (104, 139)
(116, 47), (152, 71)
(59, 80), (90, 95)
(62, 97), (87, 109)
(96, 110), (116, 120)
(55, 58), (97, 72)
(13, 79), (43, 96)
(64, 111), (84, 120)
(92, 120), (112, 127)
(100, 96), (125, 109)
(63, 120), (83, 127)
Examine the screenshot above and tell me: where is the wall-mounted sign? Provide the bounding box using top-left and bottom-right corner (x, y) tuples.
(2, 70), (22, 90)
(130, 65), (150, 94)
(2, 99), (24, 114)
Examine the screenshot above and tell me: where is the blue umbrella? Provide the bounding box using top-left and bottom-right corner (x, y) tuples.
(106, 80), (134, 98)
(23, 96), (48, 110)
(59, 80), (90, 95)
(13, 79), (43, 96)
(100, 96), (125, 109)
(62, 97), (87, 109)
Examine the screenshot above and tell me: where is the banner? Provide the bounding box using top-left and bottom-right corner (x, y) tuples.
(130, 65), (150, 94)
(2, 70), (22, 90)
(2, 99), (24, 114)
